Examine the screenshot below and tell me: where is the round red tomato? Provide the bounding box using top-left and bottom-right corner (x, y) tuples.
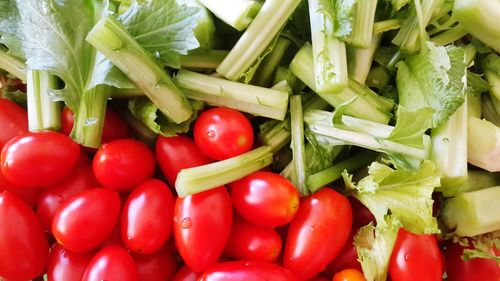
(0, 191), (49, 281)
(224, 215), (282, 262)
(172, 265), (201, 281)
(132, 240), (179, 281)
(194, 107), (254, 160)
(1, 131), (80, 188)
(230, 171), (300, 228)
(284, 188), (353, 280)
(52, 188), (121, 252)
(93, 138), (156, 191)
(0, 170), (42, 208)
(156, 135), (212, 187)
(82, 245), (140, 281)
(37, 154), (99, 231)
(46, 243), (94, 281)
(0, 97), (28, 150)
(121, 179), (174, 254)
(444, 240), (500, 281)
(173, 187), (232, 272)
(333, 268), (366, 281)
(388, 228), (443, 281)
(199, 261), (299, 281)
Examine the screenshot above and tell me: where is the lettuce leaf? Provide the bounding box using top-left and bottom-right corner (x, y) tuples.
(0, 0), (24, 59)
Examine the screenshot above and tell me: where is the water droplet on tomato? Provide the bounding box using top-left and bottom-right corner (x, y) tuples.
(207, 130), (216, 138)
(61, 250), (67, 258)
(180, 217), (192, 228)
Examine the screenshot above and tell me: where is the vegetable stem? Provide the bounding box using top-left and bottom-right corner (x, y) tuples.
(289, 95), (308, 196)
(0, 46), (26, 82)
(198, 0), (261, 31)
(26, 70), (61, 131)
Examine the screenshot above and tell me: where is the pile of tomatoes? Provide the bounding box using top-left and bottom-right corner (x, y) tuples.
(0, 97), (499, 281)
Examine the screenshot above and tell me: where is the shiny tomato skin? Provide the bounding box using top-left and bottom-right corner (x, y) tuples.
(173, 187), (232, 273)
(0, 97), (28, 150)
(388, 228), (443, 281)
(46, 243), (94, 281)
(325, 230), (362, 276)
(0, 170), (42, 208)
(132, 240), (179, 281)
(284, 188), (353, 280)
(193, 107), (254, 160)
(82, 245), (140, 281)
(156, 135), (212, 187)
(230, 171), (300, 228)
(172, 265), (201, 281)
(333, 268), (366, 281)
(121, 179), (174, 254)
(0, 191), (49, 281)
(349, 196), (375, 227)
(1, 131), (80, 188)
(444, 240), (500, 281)
(52, 188), (121, 252)
(199, 261), (300, 281)
(224, 215), (282, 262)
(37, 154), (99, 231)
(93, 139), (156, 191)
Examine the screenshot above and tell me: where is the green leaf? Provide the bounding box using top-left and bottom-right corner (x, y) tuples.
(305, 128), (344, 174)
(459, 231), (500, 265)
(0, 0), (24, 59)
(396, 41), (467, 128)
(387, 106), (434, 149)
(344, 160), (441, 234)
(128, 98), (203, 137)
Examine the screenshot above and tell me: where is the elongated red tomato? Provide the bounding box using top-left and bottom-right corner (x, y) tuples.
(132, 240), (179, 281)
(174, 187), (233, 272)
(82, 245), (140, 281)
(1, 131), (80, 188)
(0, 170), (42, 208)
(199, 261), (300, 281)
(0, 97), (28, 150)
(224, 215), (282, 262)
(284, 188), (353, 280)
(156, 135), (212, 187)
(325, 230), (362, 276)
(93, 139), (156, 191)
(0, 191), (49, 281)
(230, 171), (300, 228)
(52, 188), (121, 252)
(333, 268), (366, 281)
(172, 265), (201, 281)
(46, 243), (94, 281)
(37, 154), (99, 231)
(194, 107), (254, 160)
(121, 179), (174, 254)
(388, 228), (443, 281)
(444, 240), (500, 281)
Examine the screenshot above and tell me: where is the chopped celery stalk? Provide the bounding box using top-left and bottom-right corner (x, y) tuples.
(217, 0), (302, 81)
(483, 54), (500, 111)
(467, 91), (482, 119)
(459, 170), (500, 195)
(175, 69), (289, 120)
(431, 102), (468, 193)
(392, 0), (444, 53)
(308, 0), (348, 94)
(289, 43), (394, 124)
(0, 46), (26, 82)
(453, 0), (500, 53)
(26, 70), (61, 131)
(373, 19), (402, 34)
(198, 0), (261, 31)
(343, 0), (379, 48)
(86, 15), (192, 124)
(175, 146), (273, 197)
(289, 95), (308, 196)
(180, 50), (228, 69)
(467, 116), (500, 172)
(252, 37), (291, 87)
(430, 24), (468, 46)
(177, 0), (216, 49)
(273, 67), (306, 94)
(70, 85), (111, 148)
(348, 34), (382, 84)
(482, 95), (500, 127)
(307, 150), (377, 193)
(442, 186), (500, 236)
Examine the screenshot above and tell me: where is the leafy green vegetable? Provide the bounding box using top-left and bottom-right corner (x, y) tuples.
(0, 0), (24, 59)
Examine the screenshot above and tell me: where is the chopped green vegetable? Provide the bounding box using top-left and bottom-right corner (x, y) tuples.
(467, 116), (500, 172)
(289, 95), (308, 196)
(26, 70), (60, 131)
(198, 0), (261, 31)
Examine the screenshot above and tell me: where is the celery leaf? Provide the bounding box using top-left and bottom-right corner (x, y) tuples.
(0, 0), (24, 59)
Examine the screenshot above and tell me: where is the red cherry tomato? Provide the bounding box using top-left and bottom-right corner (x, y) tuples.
(388, 228), (443, 281)
(173, 187), (232, 272)
(46, 243), (94, 281)
(230, 171), (300, 228)
(194, 107), (254, 160)
(37, 154), (99, 231)
(173, 265), (201, 281)
(61, 106), (130, 143)
(333, 268), (366, 281)
(132, 240), (179, 281)
(156, 135), (212, 187)
(349, 196), (375, 227)
(121, 179), (174, 254)
(93, 139), (156, 191)
(308, 276), (330, 281)
(0, 97), (28, 150)
(1, 131), (80, 188)
(52, 188), (121, 252)
(444, 240), (500, 281)
(199, 260), (300, 281)
(224, 215), (282, 262)
(325, 230), (362, 276)
(82, 245), (140, 281)
(284, 188), (353, 280)
(0, 170), (42, 208)
(0, 191), (49, 281)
